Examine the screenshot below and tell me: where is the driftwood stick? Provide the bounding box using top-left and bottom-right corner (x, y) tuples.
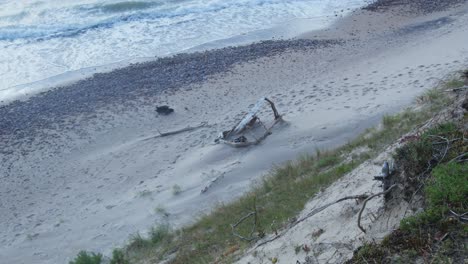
(254, 194), (368, 249)
(444, 85), (468, 92)
(232, 197), (259, 241)
(449, 152), (468, 163)
(427, 135), (451, 164)
(299, 195), (369, 225)
(142, 122), (208, 141)
(357, 184), (397, 233)
(231, 211), (257, 241)
(449, 209), (468, 222)
(159, 123), (206, 137)
(252, 186), (398, 249)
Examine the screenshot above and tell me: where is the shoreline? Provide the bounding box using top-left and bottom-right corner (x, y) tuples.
(0, 37), (332, 106)
(2, 0), (466, 106)
(0, 10), (352, 105)
(1, 1), (468, 263)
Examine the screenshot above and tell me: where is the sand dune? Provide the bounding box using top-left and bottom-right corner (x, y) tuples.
(1, 1), (468, 263)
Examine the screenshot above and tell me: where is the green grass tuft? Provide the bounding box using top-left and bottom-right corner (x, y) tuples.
(426, 162), (467, 214)
(150, 224), (171, 245)
(172, 184), (182, 195)
(69, 251), (102, 264)
(444, 79), (465, 89)
(110, 249), (130, 264)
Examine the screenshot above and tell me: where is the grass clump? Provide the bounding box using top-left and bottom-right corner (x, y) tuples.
(172, 184), (182, 195)
(127, 233), (152, 252)
(125, 225), (175, 262)
(69, 251), (102, 264)
(150, 224), (171, 244)
(294, 245), (302, 254)
(400, 162), (467, 232)
(137, 190), (152, 198)
(426, 162), (467, 212)
(110, 249), (130, 264)
(444, 79), (465, 89)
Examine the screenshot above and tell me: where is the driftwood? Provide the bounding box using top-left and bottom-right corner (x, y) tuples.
(253, 194), (369, 249)
(218, 118), (282, 147)
(216, 97), (282, 147)
(444, 85), (468, 92)
(141, 122), (208, 141)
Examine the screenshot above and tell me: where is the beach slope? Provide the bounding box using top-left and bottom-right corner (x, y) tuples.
(1, 1), (468, 263)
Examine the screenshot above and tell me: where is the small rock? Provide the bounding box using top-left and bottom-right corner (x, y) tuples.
(462, 98), (468, 111)
(156, 105), (174, 115)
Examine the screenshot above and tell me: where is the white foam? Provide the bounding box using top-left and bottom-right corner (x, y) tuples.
(0, 0), (370, 101)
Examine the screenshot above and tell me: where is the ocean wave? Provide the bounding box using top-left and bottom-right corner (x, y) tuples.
(100, 1), (157, 13)
(0, 23), (110, 41)
(0, 0), (308, 41)
(78, 1), (162, 14)
(0, 11), (28, 22)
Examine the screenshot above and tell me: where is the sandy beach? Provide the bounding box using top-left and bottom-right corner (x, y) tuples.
(1, 0), (468, 263)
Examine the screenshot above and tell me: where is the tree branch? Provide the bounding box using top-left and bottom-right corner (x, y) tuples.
(254, 194), (368, 249)
(142, 122), (208, 141)
(358, 184), (398, 233)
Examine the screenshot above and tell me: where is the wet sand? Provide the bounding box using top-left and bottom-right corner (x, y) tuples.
(1, 0), (468, 263)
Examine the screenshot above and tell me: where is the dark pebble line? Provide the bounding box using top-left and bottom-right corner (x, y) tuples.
(363, 0), (467, 13)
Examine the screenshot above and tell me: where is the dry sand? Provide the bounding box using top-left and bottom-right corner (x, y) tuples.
(1, 2), (468, 263)
(236, 144), (406, 264)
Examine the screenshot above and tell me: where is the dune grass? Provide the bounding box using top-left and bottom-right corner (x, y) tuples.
(69, 251), (102, 264)
(71, 75), (463, 264)
(120, 86), (453, 264)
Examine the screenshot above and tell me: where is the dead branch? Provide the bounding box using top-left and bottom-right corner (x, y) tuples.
(231, 197), (258, 241)
(231, 211), (257, 241)
(427, 135), (450, 164)
(449, 209), (468, 222)
(142, 122), (208, 141)
(254, 194), (368, 249)
(449, 152), (468, 163)
(358, 184), (397, 233)
(249, 186), (398, 250)
(300, 195), (369, 225)
(444, 85), (468, 92)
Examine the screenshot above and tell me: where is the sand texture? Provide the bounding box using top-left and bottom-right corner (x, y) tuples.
(1, 1), (468, 263)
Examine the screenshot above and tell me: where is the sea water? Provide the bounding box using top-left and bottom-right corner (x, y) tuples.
(0, 0), (371, 101)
